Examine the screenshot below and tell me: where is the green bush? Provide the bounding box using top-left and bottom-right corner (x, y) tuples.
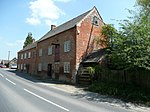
(88, 81), (150, 106)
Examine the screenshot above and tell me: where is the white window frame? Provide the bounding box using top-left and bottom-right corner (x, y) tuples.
(39, 48), (42, 56)
(18, 64), (20, 70)
(21, 64), (23, 70)
(24, 64), (26, 70)
(28, 52), (31, 58)
(64, 62), (70, 73)
(24, 53), (27, 59)
(92, 16), (99, 26)
(48, 46), (53, 55)
(21, 54), (23, 59)
(64, 40), (71, 52)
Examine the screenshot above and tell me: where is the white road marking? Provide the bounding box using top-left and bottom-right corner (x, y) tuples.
(0, 74), (4, 77)
(24, 88), (69, 112)
(5, 78), (16, 85)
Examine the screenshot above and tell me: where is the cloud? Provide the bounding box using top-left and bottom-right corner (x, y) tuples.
(26, 18), (41, 25)
(26, 0), (67, 26)
(45, 19), (52, 26)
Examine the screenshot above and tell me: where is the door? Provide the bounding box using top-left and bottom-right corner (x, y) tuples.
(55, 45), (60, 62)
(47, 64), (52, 77)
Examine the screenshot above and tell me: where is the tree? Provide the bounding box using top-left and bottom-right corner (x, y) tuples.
(101, 25), (130, 70)
(101, 0), (150, 70)
(119, 0), (150, 70)
(101, 24), (118, 48)
(23, 32), (34, 48)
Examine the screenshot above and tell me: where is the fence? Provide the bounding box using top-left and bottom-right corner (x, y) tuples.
(99, 69), (150, 89)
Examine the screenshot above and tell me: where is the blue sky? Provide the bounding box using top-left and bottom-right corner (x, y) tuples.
(0, 0), (136, 60)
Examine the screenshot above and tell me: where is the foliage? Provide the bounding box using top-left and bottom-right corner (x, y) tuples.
(100, 24), (118, 48)
(88, 81), (150, 106)
(23, 32), (34, 48)
(87, 67), (95, 75)
(101, 0), (150, 70)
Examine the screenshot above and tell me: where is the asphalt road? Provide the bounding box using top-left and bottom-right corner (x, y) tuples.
(0, 68), (137, 112)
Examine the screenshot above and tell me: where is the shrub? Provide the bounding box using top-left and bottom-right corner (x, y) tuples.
(88, 81), (150, 106)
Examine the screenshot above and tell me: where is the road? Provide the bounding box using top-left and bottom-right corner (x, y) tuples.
(0, 68), (142, 112)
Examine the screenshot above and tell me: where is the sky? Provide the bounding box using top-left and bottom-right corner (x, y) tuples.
(0, 0), (136, 60)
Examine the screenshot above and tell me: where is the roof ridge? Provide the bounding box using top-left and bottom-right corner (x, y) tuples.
(39, 7), (94, 42)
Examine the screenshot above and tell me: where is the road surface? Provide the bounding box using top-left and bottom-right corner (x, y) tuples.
(0, 68), (141, 112)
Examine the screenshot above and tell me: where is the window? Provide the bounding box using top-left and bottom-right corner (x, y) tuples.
(32, 51), (35, 58)
(64, 62), (70, 73)
(24, 64), (26, 70)
(54, 64), (59, 73)
(28, 52), (31, 58)
(21, 54), (23, 59)
(38, 63), (42, 71)
(18, 54), (20, 59)
(24, 53), (27, 59)
(48, 46), (53, 55)
(18, 64), (20, 69)
(21, 64), (23, 70)
(64, 40), (71, 52)
(39, 48), (42, 56)
(92, 16), (99, 26)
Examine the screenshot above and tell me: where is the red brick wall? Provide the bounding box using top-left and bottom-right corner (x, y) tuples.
(17, 47), (36, 74)
(76, 10), (104, 65)
(18, 8), (105, 83)
(36, 27), (76, 80)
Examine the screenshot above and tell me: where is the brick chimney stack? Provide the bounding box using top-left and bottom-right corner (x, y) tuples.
(51, 25), (56, 30)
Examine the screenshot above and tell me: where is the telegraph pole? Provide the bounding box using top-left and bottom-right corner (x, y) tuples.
(8, 51), (10, 62)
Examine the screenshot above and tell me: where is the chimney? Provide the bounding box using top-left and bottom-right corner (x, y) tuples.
(51, 25), (56, 30)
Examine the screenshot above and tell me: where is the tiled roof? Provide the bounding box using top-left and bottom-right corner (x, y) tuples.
(18, 41), (37, 52)
(82, 48), (106, 63)
(39, 6), (102, 42)
(18, 6), (103, 53)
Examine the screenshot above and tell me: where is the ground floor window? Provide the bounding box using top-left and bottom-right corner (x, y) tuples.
(54, 63), (59, 73)
(21, 64), (23, 70)
(38, 63), (42, 71)
(24, 64), (26, 70)
(64, 62), (70, 73)
(18, 64), (20, 69)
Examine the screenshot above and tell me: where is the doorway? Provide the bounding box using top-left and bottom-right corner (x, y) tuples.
(47, 64), (52, 77)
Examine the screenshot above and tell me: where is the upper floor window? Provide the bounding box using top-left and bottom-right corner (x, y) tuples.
(92, 16), (99, 26)
(24, 53), (27, 59)
(64, 40), (71, 52)
(21, 54), (23, 59)
(39, 48), (42, 56)
(28, 52), (31, 58)
(48, 46), (53, 55)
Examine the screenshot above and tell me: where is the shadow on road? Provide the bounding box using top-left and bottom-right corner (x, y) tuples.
(6, 69), (63, 84)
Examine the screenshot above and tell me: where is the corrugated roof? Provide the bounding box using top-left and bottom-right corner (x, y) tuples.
(39, 7), (100, 42)
(82, 48), (106, 63)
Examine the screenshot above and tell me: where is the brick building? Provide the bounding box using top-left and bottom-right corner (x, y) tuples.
(18, 41), (37, 74)
(17, 7), (105, 83)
